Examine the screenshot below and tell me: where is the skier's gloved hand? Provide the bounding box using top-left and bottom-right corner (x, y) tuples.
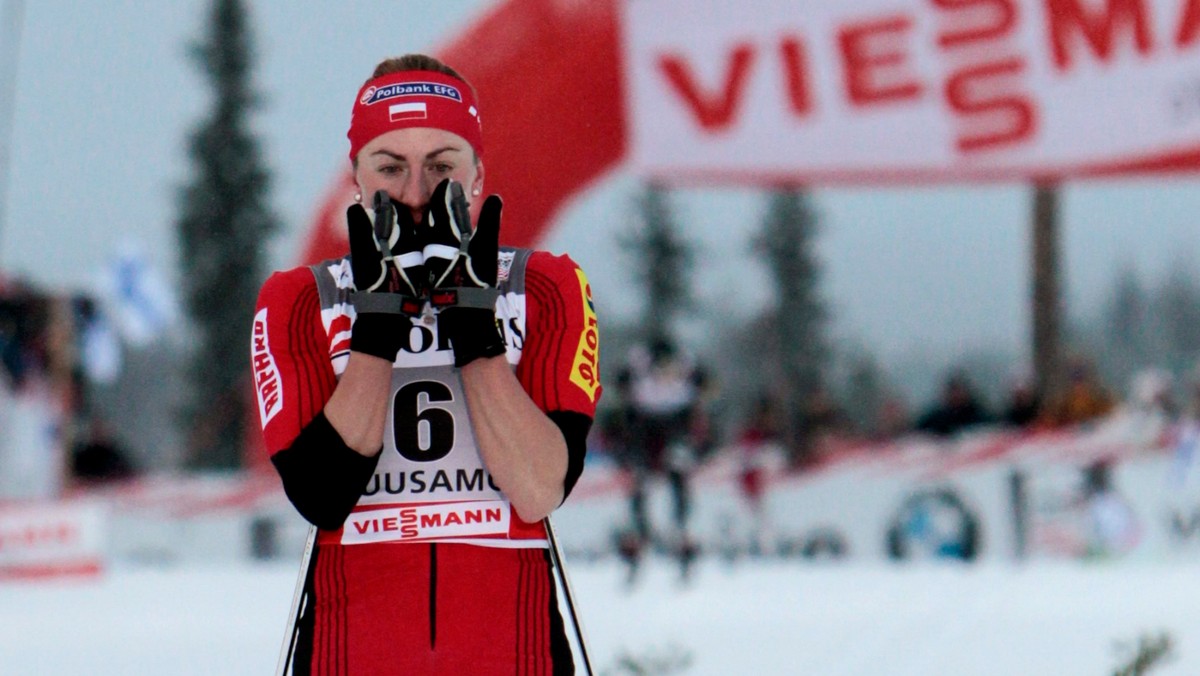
(371, 190), (428, 300)
(422, 178), (506, 367)
(346, 191), (423, 362)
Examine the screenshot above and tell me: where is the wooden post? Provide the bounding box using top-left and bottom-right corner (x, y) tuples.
(1031, 182), (1063, 402)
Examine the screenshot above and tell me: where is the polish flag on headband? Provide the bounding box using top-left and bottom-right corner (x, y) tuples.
(347, 70), (484, 162)
(389, 102), (428, 121)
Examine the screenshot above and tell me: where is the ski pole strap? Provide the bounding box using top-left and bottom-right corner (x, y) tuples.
(350, 291), (425, 316)
(429, 286), (500, 310)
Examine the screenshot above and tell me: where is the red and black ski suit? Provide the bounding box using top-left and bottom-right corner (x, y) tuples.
(252, 247), (600, 675)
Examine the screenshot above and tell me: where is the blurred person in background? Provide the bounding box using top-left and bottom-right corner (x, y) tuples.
(0, 281), (41, 391)
(872, 393), (912, 442)
(1170, 367), (1200, 488)
(795, 383), (852, 466)
(616, 337), (713, 579)
(1078, 460), (1141, 559)
(1128, 368), (1177, 419)
(1001, 370), (1042, 429)
(914, 369), (994, 438)
(70, 416), (136, 484)
(1040, 356), (1116, 428)
(0, 282), (78, 500)
(1111, 368), (1179, 445)
(735, 393), (783, 555)
(253, 53), (600, 673)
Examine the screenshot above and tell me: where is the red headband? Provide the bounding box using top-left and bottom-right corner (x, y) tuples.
(347, 70), (483, 162)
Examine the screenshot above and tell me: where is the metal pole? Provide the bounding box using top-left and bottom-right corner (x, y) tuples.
(544, 516), (594, 676)
(275, 525), (316, 676)
(0, 0), (26, 265)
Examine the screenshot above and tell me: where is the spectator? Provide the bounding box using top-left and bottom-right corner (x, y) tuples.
(0, 282), (81, 501)
(1129, 368), (1177, 420)
(1098, 367), (1178, 449)
(1079, 460), (1140, 558)
(873, 393), (911, 441)
(914, 370), (994, 437)
(0, 283), (40, 390)
(801, 384), (850, 438)
(787, 383), (853, 467)
(70, 417), (136, 484)
(1002, 373), (1042, 428)
(736, 394), (781, 555)
(1170, 368), (1200, 487)
(1040, 357), (1116, 428)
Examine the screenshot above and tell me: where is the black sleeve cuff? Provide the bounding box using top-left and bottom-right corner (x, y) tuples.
(270, 411), (382, 530)
(546, 411), (592, 503)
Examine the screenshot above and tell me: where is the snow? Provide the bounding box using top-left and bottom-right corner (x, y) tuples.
(5, 428), (1200, 674)
(2, 557), (1199, 675)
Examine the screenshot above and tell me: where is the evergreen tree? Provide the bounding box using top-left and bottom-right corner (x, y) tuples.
(176, 0), (278, 469)
(621, 183), (694, 345)
(842, 349), (888, 437)
(1102, 265), (1150, 390)
(755, 186), (828, 463)
(1154, 262), (1200, 375)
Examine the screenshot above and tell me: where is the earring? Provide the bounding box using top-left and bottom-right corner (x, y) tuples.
(471, 188), (481, 196)
(354, 192), (362, 203)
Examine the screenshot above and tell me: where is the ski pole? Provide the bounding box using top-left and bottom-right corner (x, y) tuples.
(544, 516), (594, 676)
(275, 525), (316, 676)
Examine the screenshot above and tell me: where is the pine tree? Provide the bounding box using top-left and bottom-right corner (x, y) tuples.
(1154, 262), (1200, 375)
(621, 183), (694, 345)
(842, 350), (887, 437)
(755, 186), (828, 464)
(1102, 265), (1150, 391)
(176, 0), (278, 469)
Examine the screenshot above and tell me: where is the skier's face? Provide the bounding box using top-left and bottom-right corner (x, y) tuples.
(354, 127), (484, 225)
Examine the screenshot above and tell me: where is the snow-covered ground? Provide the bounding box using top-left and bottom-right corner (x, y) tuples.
(5, 424), (1199, 674)
(2, 556), (1198, 675)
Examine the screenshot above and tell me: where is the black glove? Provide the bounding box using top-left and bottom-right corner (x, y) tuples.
(346, 191), (423, 361)
(422, 178), (506, 367)
(372, 190), (428, 300)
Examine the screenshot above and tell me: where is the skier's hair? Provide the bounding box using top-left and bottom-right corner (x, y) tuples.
(365, 54), (474, 97)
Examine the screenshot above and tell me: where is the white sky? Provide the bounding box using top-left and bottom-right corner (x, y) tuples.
(1, 0), (1198, 383)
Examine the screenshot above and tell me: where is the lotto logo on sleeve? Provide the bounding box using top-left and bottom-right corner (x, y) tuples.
(251, 308), (283, 426)
(568, 269), (599, 402)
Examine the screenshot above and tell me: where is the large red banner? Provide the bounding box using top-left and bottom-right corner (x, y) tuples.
(302, 0), (1200, 263)
(627, 0), (1200, 184)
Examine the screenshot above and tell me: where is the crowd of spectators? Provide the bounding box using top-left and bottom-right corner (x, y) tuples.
(594, 341), (1199, 563)
(597, 343), (1198, 480)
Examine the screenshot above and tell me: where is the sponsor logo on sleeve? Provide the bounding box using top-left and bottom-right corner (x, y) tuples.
(251, 308), (283, 427)
(568, 269), (599, 402)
